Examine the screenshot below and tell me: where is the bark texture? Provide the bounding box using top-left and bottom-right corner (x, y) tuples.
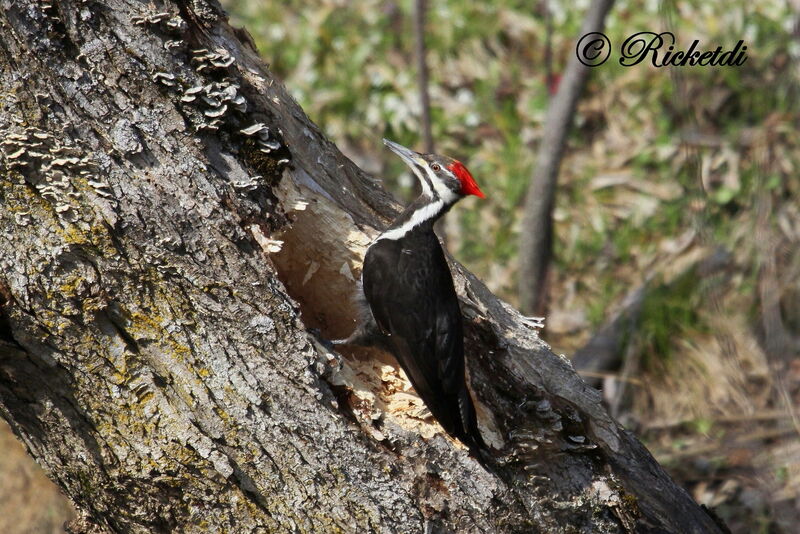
(0, 2), (726, 533)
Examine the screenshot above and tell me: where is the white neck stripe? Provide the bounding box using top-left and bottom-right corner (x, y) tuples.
(376, 199), (444, 241)
(414, 165), (432, 196)
(424, 164), (458, 205)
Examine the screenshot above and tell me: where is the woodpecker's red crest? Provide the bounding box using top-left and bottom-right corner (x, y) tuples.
(383, 139), (485, 202)
(448, 160), (485, 198)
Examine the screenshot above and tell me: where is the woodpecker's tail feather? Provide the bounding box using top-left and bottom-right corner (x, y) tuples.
(456, 386), (487, 453)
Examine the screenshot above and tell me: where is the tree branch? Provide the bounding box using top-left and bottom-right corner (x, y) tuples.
(518, 0), (615, 315)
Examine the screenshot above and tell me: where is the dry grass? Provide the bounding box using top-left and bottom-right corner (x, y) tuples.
(0, 419), (75, 534)
(632, 309), (800, 533)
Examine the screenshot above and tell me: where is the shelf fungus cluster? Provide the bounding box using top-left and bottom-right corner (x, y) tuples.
(130, 7), (196, 49)
(173, 56), (288, 165)
(132, 11), (187, 34)
(139, 17), (289, 188)
(239, 123), (281, 155)
(172, 49), (244, 131)
(1, 126), (112, 223)
(190, 48), (236, 72)
(152, 71), (178, 88)
(184, 81), (248, 131)
(503, 396), (597, 466)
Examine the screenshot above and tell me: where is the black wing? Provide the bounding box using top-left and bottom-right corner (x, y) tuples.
(362, 235), (482, 447)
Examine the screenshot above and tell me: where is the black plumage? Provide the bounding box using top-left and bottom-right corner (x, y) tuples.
(336, 140), (487, 452)
(362, 223), (483, 449)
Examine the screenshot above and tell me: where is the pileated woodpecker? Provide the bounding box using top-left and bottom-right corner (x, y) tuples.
(336, 139), (487, 451)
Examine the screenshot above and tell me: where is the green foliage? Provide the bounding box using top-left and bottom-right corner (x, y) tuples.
(638, 268), (706, 368)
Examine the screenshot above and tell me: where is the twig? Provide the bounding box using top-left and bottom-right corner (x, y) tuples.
(657, 427), (798, 463)
(413, 0), (446, 243)
(576, 370), (644, 386)
(644, 410), (797, 431)
(413, 0), (433, 154)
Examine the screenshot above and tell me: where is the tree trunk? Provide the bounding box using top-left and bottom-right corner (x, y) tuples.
(0, 2), (726, 533)
(518, 0), (615, 315)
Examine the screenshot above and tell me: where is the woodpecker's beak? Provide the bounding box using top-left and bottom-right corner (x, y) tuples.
(383, 139), (426, 170)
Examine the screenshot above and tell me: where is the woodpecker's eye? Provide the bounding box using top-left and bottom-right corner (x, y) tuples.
(431, 163), (441, 172)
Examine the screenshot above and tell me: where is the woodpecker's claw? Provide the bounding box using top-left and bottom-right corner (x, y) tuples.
(308, 328), (336, 351)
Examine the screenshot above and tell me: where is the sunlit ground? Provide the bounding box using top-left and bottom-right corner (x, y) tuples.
(0, 419), (75, 534)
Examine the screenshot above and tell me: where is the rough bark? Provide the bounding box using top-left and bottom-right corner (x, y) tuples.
(518, 0), (615, 315)
(0, 1), (725, 533)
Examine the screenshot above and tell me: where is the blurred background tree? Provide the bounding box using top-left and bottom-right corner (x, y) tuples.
(2, 1), (797, 532)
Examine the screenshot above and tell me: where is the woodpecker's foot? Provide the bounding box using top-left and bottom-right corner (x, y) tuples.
(520, 315), (545, 330)
(308, 328), (336, 351)
(329, 327), (386, 349)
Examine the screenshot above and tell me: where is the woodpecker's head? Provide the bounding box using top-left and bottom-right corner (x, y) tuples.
(383, 139), (485, 204)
